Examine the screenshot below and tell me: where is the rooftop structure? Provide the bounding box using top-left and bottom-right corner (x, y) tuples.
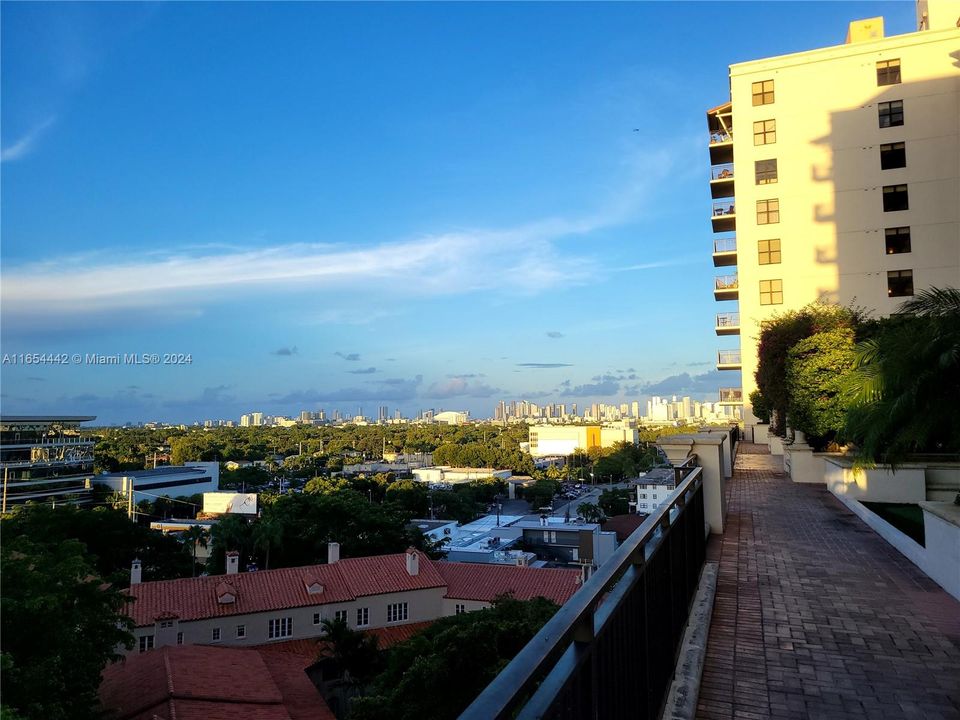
(96, 463), (220, 504)
(411, 466), (512, 485)
(527, 424), (638, 458)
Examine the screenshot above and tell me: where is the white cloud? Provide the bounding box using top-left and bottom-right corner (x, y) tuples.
(1, 117), (56, 163)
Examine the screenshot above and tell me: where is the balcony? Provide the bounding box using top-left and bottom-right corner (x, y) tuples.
(460, 461), (705, 720)
(709, 163), (734, 199)
(714, 274), (738, 301)
(715, 312), (740, 335)
(712, 236), (737, 267)
(718, 387), (743, 404)
(717, 349), (742, 370)
(711, 200), (736, 233)
(707, 101), (733, 165)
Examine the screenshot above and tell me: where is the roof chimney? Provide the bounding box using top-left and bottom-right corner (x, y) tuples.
(328, 541), (340, 564)
(130, 558), (142, 586)
(225, 551), (240, 575)
(405, 547), (419, 576)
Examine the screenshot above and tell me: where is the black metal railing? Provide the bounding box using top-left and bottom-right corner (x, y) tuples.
(460, 460), (706, 720)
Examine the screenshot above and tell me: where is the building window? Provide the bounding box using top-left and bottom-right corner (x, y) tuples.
(755, 159), (778, 185)
(760, 279), (784, 305)
(639, 503), (648, 509)
(639, 493), (647, 499)
(455, 604), (466, 615)
(753, 119), (776, 145)
(885, 227), (911, 254)
(139, 635), (155, 653)
(887, 270), (914, 297)
(268, 617), (293, 639)
(159, 620), (174, 629)
(880, 142), (906, 170)
(878, 100), (904, 128)
(758, 239), (782, 265)
(212, 627), (221, 642)
(756, 199), (780, 225)
(882, 185), (909, 212)
(752, 79), (775, 106)
(387, 602), (409, 623)
(236, 624), (246, 638)
(313, 613), (321, 625)
(176, 632), (183, 646)
(334, 610), (348, 624)
(356, 608), (369, 627)
(877, 59), (901, 86)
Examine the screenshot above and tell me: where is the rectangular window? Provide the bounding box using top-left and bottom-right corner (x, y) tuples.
(387, 602), (409, 623)
(877, 59), (901, 86)
(758, 239), (782, 265)
(236, 624), (246, 639)
(885, 227), (911, 254)
(639, 493), (647, 499)
(313, 613), (321, 625)
(887, 270), (914, 297)
(455, 604), (466, 615)
(212, 627), (221, 642)
(334, 610), (348, 624)
(760, 279), (784, 306)
(880, 142), (906, 170)
(753, 119), (776, 145)
(878, 100), (904, 128)
(268, 617), (293, 639)
(752, 79), (775, 106)
(639, 503), (648, 509)
(755, 159), (778, 185)
(882, 185), (909, 212)
(356, 608), (369, 627)
(756, 199), (780, 225)
(139, 635), (155, 653)
(159, 620), (174, 629)
(176, 632), (183, 646)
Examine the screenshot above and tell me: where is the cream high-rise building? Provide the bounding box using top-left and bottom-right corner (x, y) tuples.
(708, 0), (960, 432)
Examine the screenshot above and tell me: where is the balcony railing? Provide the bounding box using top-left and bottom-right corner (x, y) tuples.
(716, 312), (740, 328)
(460, 460), (705, 720)
(713, 237), (737, 253)
(709, 130), (732, 144)
(710, 163), (734, 181)
(717, 350), (741, 365)
(714, 274), (738, 291)
(712, 200), (735, 217)
(719, 388), (743, 403)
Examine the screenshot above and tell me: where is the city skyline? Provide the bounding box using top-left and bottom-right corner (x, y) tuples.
(1, 2), (917, 424)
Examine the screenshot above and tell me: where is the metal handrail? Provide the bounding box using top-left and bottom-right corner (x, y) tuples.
(712, 200), (736, 217)
(713, 237), (737, 253)
(709, 131), (732, 144)
(714, 275), (738, 290)
(716, 312), (740, 327)
(719, 388), (743, 402)
(717, 350), (741, 364)
(459, 463), (704, 720)
(710, 163), (734, 180)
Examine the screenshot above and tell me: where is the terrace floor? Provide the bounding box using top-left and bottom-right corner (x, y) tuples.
(697, 444), (960, 720)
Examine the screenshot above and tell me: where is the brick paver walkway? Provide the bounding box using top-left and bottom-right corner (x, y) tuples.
(697, 445), (960, 720)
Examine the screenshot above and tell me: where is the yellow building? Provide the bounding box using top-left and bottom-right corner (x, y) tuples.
(708, 0), (960, 432)
(528, 424), (638, 458)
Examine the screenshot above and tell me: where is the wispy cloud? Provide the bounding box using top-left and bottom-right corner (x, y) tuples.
(272, 346), (298, 357)
(1, 117), (56, 163)
(616, 255), (700, 272)
(546, 331), (564, 339)
(425, 377), (501, 399)
(346, 367), (377, 375)
(517, 362), (573, 369)
(334, 352), (361, 362)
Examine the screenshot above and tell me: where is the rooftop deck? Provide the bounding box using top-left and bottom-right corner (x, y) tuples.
(698, 445), (960, 719)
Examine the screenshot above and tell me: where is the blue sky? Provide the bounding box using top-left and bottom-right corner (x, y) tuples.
(1, 1), (915, 425)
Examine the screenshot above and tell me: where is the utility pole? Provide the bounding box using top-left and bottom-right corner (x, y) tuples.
(2, 466), (8, 514)
(127, 479), (134, 521)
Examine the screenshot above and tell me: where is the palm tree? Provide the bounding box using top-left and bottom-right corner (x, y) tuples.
(252, 514), (283, 570)
(182, 525), (209, 577)
(843, 287), (960, 467)
(317, 617), (381, 687)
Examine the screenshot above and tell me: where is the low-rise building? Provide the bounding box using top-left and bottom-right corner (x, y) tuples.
(634, 467), (678, 514)
(124, 546), (581, 656)
(411, 466), (512, 485)
(527, 424), (639, 458)
(96, 463), (220, 503)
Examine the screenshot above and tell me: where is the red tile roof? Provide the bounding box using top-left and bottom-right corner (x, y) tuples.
(126, 552), (442, 627)
(433, 561), (581, 604)
(602, 514), (646, 543)
(257, 620), (436, 659)
(99, 645), (334, 720)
